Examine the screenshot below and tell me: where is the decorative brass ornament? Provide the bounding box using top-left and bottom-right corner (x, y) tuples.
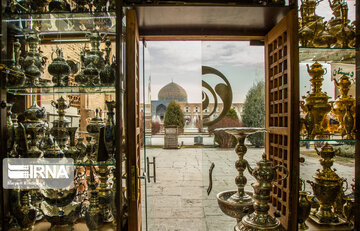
(215, 127), (267, 229)
(299, 0), (355, 48)
(105, 100), (116, 156)
(86, 167), (101, 231)
(65, 127), (79, 159)
(48, 47), (71, 87)
(327, 0), (355, 48)
(299, 0), (328, 47)
(22, 29), (46, 86)
(50, 96), (72, 150)
(298, 179), (311, 230)
(202, 66), (232, 127)
(237, 154), (288, 231)
(100, 39), (115, 85)
(307, 143), (346, 224)
(86, 108), (105, 150)
(301, 62), (331, 139)
(7, 39), (26, 87)
(13, 190), (37, 231)
(332, 74), (355, 139)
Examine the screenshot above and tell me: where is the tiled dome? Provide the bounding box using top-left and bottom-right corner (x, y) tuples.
(158, 82), (188, 102)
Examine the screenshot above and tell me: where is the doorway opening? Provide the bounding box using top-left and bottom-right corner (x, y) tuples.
(140, 41), (266, 231)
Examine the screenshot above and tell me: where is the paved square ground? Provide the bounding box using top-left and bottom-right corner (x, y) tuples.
(141, 147), (355, 231)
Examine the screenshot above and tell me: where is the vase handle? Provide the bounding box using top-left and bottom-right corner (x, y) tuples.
(274, 165), (288, 182)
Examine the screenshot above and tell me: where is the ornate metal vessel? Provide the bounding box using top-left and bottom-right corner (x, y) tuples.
(298, 191), (311, 230)
(332, 74), (355, 139)
(307, 143), (344, 224)
(48, 47), (71, 87)
(42, 131), (64, 158)
(298, 180), (311, 230)
(13, 190), (37, 231)
(100, 39), (115, 85)
(237, 154), (288, 231)
(23, 29), (46, 86)
(65, 127), (79, 159)
(105, 100), (116, 155)
(298, 0), (328, 47)
(75, 137), (87, 162)
(87, 109), (105, 147)
(40, 201), (82, 231)
(84, 30), (105, 70)
(214, 127), (267, 228)
(301, 62), (331, 139)
(50, 96), (72, 150)
(7, 39), (26, 87)
(327, 0), (355, 48)
(83, 62), (100, 86)
(86, 168), (101, 231)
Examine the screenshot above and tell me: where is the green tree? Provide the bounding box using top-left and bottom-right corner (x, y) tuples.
(242, 81), (265, 147)
(226, 108), (239, 120)
(164, 101), (185, 128)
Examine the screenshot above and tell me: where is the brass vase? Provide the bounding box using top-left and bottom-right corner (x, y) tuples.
(86, 109), (105, 151)
(298, 191), (311, 230)
(65, 127), (79, 159)
(332, 74), (355, 139)
(343, 197), (354, 226)
(307, 143), (344, 224)
(237, 154), (288, 231)
(26, 126), (43, 158)
(301, 62), (331, 139)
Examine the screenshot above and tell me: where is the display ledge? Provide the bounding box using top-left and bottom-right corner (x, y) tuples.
(5, 11), (116, 18)
(5, 85), (117, 95)
(74, 162), (115, 167)
(299, 47), (355, 64)
(300, 138), (358, 143)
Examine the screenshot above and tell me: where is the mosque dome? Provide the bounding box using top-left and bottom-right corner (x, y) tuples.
(158, 82), (188, 102)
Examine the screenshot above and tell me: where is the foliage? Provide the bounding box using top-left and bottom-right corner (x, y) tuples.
(242, 81), (265, 147)
(226, 108), (239, 120)
(164, 101), (185, 128)
(333, 145), (355, 158)
(151, 121), (161, 135)
(208, 109), (242, 148)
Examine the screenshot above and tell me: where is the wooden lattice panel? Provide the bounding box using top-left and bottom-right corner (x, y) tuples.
(265, 10), (299, 231)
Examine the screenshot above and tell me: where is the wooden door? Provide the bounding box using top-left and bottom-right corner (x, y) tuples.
(126, 9), (142, 231)
(264, 9), (299, 231)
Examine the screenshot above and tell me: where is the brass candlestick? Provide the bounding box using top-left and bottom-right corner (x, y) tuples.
(238, 154), (288, 231)
(215, 127), (267, 227)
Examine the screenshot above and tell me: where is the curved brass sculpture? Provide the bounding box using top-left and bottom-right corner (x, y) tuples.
(202, 66), (233, 126)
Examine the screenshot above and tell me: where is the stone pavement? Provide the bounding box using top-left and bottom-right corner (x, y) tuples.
(141, 147), (355, 231)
